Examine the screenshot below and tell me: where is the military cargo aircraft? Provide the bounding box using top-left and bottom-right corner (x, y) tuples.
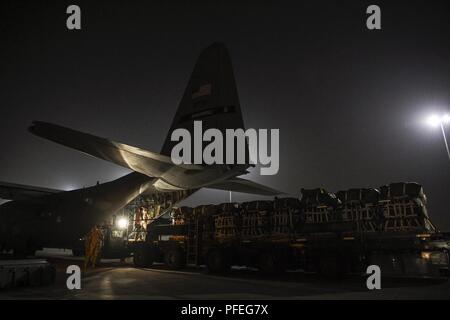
(0, 43), (281, 256)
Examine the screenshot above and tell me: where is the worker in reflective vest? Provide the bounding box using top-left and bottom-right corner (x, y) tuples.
(84, 225), (103, 270)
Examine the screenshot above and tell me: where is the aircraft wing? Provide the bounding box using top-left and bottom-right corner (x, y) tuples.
(206, 177), (284, 196)
(0, 181), (62, 201)
(29, 121), (203, 178)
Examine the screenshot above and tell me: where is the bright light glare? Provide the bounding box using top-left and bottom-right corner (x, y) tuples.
(443, 114), (450, 124)
(426, 114), (450, 128)
(427, 114), (441, 128)
(421, 251), (431, 260)
(117, 217), (128, 229)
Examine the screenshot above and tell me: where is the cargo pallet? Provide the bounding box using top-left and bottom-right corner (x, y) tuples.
(123, 182), (450, 278)
(0, 259), (55, 289)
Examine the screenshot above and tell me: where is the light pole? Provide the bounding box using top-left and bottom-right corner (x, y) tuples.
(427, 114), (450, 161)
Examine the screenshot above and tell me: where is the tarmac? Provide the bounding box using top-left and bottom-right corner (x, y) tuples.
(0, 249), (449, 300)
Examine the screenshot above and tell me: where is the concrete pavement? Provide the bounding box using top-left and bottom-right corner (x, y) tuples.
(1, 258), (449, 299)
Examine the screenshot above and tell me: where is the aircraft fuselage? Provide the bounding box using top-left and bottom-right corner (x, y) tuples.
(0, 172), (153, 253)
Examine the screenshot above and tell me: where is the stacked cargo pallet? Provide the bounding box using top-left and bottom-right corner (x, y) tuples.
(378, 182), (435, 232)
(335, 182), (435, 233)
(300, 188), (342, 225)
(240, 201), (272, 238)
(213, 203), (240, 239)
(336, 188), (382, 232)
(176, 181), (435, 239)
(192, 199), (301, 240)
(272, 197), (301, 235)
(172, 206), (193, 225)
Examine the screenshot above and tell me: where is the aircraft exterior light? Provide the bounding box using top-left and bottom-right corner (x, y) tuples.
(117, 217), (129, 229)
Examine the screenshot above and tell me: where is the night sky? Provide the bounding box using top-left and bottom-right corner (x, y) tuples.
(1, 1), (449, 228)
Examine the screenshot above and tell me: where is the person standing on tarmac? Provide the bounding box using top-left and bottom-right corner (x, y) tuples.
(83, 225), (104, 270)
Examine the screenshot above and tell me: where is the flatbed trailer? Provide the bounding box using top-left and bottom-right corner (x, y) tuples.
(125, 183), (450, 278)
(127, 215), (449, 278)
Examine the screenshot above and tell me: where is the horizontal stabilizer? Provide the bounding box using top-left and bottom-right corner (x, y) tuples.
(206, 177), (284, 196)
(0, 181), (61, 201)
(29, 121), (203, 178)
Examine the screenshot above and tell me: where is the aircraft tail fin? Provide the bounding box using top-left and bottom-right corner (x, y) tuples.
(160, 43), (246, 158)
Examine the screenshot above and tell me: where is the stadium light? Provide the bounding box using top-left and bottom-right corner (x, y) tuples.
(426, 114), (450, 161)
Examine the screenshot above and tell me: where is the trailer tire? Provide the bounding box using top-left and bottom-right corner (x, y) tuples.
(133, 245), (153, 267)
(206, 249), (230, 273)
(164, 247), (186, 270)
(258, 252), (286, 275)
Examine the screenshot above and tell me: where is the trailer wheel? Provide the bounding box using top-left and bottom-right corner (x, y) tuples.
(164, 247), (186, 270)
(133, 245), (153, 267)
(258, 252), (286, 275)
(206, 249), (230, 273)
